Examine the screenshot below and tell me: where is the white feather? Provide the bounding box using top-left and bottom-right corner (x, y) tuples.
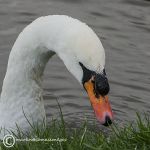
(0, 15), (105, 137)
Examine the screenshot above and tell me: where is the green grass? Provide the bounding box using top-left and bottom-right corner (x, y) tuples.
(0, 109), (150, 150)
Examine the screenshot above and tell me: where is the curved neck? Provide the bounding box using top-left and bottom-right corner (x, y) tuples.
(0, 16), (66, 131)
(1, 15), (105, 101)
(1, 26), (56, 104)
(0, 16), (84, 131)
(0, 15), (105, 133)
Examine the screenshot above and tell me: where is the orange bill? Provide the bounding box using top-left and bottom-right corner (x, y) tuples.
(84, 79), (113, 126)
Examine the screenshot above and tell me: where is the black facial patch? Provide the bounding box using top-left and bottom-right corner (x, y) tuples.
(79, 62), (95, 84)
(94, 73), (110, 96)
(79, 62), (110, 96)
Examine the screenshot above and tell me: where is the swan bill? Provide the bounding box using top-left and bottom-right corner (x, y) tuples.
(84, 79), (113, 126)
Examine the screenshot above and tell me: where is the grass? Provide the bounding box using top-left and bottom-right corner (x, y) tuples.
(0, 106), (150, 150)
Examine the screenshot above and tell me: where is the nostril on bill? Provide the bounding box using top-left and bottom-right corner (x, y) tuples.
(102, 116), (112, 126)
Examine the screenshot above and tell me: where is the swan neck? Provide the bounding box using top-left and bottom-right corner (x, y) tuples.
(0, 24), (54, 131)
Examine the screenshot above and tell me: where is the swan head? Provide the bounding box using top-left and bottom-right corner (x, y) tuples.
(79, 62), (113, 126)
(57, 25), (114, 126)
(55, 20), (114, 126)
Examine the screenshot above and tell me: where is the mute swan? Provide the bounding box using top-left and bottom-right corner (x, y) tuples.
(0, 15), (113, 137)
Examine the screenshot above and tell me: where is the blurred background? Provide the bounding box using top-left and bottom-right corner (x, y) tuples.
(0, 0), (150, 128)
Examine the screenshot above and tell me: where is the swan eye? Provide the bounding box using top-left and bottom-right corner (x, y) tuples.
(79, 62), (95, 84)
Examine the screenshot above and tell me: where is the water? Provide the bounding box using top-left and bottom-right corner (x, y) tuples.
(0, 0), (150, 127)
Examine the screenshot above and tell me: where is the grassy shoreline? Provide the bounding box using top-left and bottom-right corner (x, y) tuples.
(0, 112), (150, 150)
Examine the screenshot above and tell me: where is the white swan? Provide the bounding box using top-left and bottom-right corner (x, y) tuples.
(0, 15), (113, 137)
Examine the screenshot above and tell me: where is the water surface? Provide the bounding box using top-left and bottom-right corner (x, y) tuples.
(0, 0), (150, 127)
